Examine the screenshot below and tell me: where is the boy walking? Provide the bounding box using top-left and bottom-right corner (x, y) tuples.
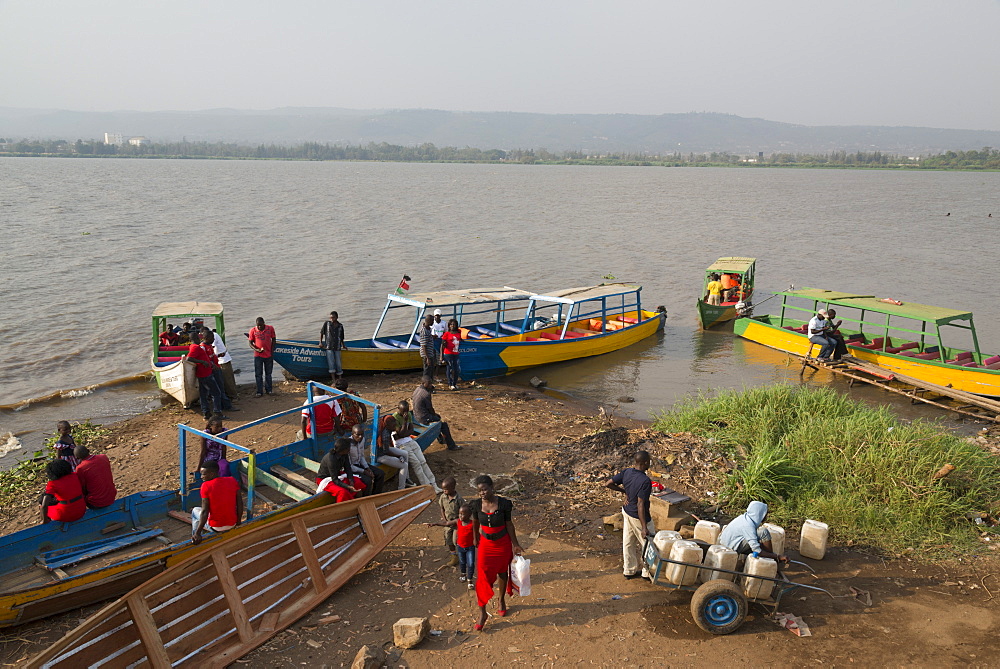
(436, 476), (463, 566)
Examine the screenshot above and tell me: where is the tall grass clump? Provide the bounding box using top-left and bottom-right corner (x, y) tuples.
(653, 385), (1000, 554)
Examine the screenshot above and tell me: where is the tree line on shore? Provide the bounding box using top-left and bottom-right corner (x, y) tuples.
(2, 137), (999, 169)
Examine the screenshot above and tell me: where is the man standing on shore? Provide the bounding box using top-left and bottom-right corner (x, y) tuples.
(606, 450), (656, 580)
(210, 328), (239, 402)
(320, 311), (346, 380)
(248, 317), (276, 396)
(419, 314), (436, 380)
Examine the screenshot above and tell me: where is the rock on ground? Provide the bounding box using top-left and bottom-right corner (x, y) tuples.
(393, 617), (429, 649)
(351, 644), (386, 669)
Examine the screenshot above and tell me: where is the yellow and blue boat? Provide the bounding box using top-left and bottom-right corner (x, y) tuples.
(272, 287), (536, 379)
(697, 257), (755, 329)
(273, 284), (666, 381)
(458, 283), (667, 379)
(734, 288), (1000, 397)
(0, 383), (441, 629)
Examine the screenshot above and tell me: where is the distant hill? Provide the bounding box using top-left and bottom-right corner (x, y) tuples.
(2, 106), (999, 155)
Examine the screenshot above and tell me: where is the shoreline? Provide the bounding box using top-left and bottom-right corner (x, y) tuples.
(2, 375), (999, 666)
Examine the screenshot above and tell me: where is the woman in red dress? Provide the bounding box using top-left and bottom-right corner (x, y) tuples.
(470, 474), (522, 630)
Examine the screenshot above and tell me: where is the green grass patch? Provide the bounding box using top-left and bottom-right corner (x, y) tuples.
(653, 385), (1000, 555)
(0, 421), (110, 514)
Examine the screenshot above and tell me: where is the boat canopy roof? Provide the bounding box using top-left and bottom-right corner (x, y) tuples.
(152, 301), (224, 318)
(706, 257), (756, 273)
(387, 287), (534, 308)
(532, 283), (641, 305)
(778, 288), (973, 325)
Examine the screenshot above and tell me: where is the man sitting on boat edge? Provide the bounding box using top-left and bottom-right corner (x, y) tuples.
(192, 460), (243, 544)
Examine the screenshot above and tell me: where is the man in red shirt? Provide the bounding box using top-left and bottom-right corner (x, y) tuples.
(73, 445), (117, 509)
(192, 460), (243, 544)
(187, 337), (223, 418)
(300, 391), (340, 448)
(248, 316), (276, 397)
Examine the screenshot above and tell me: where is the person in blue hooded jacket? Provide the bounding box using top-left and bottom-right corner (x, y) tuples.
(718, 501), (788, 564)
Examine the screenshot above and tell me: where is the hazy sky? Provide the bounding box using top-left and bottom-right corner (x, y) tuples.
(3, 0), (999, 130)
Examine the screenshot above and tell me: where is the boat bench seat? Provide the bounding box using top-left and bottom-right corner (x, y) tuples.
(471, 327), (501, 338)
(885, 343), (919, 354)
(962, 362), (980, 368)
(986, 362), (1000, 370)
(784, 325), (808, 334)
(912, 352), (941, 360)
(539, 333), (561, 340)
(570, 327), (600, 336)
(946, 352), (974, 364)
(983, 355), (1000, 366)
(159, 345), (190, 352)
(614, 316), (639, 324)
(36, 528), (165, 570)
(157, 356), (184, 363)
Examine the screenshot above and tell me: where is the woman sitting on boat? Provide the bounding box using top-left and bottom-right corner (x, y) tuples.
(471, 474), (523, 631)
(39, 459), (87, 525)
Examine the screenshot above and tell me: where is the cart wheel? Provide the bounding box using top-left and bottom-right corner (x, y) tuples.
(690, 579), (747, 635)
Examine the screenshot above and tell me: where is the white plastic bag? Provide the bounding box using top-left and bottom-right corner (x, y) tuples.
(510, 555), (531, 597)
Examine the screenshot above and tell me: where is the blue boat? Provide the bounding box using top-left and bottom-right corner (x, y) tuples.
(273, 284), (666, 381)
(0, 382), (441, 629)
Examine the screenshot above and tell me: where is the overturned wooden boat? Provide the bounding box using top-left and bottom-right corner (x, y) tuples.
(28, 486), (434, 669)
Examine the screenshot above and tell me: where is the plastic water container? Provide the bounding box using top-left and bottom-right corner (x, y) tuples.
(666, 540), (702, 586)
(743, 555), (778, 599)
(693, 520), (721, 544)
(762, 522), (785, 556)
(653, 530), (683, 559)
(800, 519), (829, 560)
(700, 544), (738, 582)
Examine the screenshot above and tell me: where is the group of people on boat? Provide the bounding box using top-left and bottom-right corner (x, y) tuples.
(39, 421), (118, 525)
(703, 273), (744, 306)
(807, 309), (848, 362)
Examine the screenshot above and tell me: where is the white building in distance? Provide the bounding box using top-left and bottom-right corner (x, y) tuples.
(128, 136), (150, 146)
(104, 133), (124, 145)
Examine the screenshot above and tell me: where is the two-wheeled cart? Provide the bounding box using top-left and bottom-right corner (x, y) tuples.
(643, 541), (833, 634)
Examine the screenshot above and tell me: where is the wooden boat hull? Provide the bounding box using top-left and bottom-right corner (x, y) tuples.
(697, 300), (739, 329)
(459, 309), (666, 379)
(151, 357), (198, 408)
(272, 338), (423, 381)
(28, 487), (435, 669)
(734, 318), (1000, 397)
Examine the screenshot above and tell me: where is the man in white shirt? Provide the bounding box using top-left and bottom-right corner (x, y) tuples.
(807, 311), (835, 361)
(211, 329), (239, 401)
(431, 309), (447, 362)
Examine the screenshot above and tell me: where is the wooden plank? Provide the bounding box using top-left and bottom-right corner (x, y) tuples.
(258, 611), (280, 632)
(254, 469), (310, 501)
(101, 521), (127, 534)
(211, 551), (253, 644)
(293, 454), (321, 473)
(126, 593), (171, 669)
(271, 465), (318, 493)
(168, 510), (193, 523)
(292, 517), (327, 594)
(357, 500), (385, 544)
(39, 529), (164, 569)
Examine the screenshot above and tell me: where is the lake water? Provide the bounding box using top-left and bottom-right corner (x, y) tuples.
(2, 157), (998, 465)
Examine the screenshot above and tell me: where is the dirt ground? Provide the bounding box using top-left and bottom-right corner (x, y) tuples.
(2, 374), (999, 667)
